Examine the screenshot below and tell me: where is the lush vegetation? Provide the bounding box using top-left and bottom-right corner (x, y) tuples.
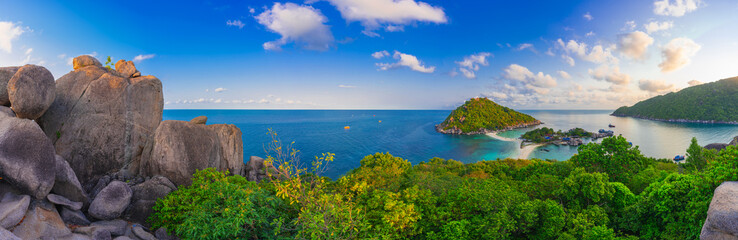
(521, 127), (555, 143)
(613, 77), (738, 122)
(151, 133), (738, 239)
(521, 127), (593, 143)
(438, 97), (539, 134)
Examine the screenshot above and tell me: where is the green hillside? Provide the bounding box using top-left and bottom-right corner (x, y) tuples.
(437, 97), (540, 134)
(613, 77), (738, 123)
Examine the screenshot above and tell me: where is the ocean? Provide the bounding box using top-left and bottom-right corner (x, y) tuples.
(163, 110), (738, 179)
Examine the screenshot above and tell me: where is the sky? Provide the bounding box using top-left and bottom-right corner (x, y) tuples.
(1, 0), (738, 110)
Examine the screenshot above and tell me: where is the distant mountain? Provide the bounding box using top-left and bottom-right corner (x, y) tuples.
(613, 77), (738, 123)
(436, 97), (541, 135)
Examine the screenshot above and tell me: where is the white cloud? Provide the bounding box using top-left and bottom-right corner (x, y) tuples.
(376, 51), (435, 73)
(618, 31), (654, 60)
(372, 50), (390, 59)
(558, 70), (571, 79)
(503, 64), (557, 88)
(659, 37), (701, 72)
(0, 22), (25, 53)
(623, 21), (636, 31)
(583, 12), (593, 21)
(249, 7), (256, 14)
(483, 92), (509, 100)
(558, 39), (618, 64)
(588, 64), (631, 85)
(654, 0), (701, 17)
(320, 0), (447, 36)
(562, 54), (575, 66)
(133, 54), (156, 62)
(214, 87), (227, 92)
(255, 3), (334, 51)
(586, 31), (595, 37)
(644, 21), (673, 34)
(226, 20), (245, 29)
(516, 43), (535, 52)
(338, 84), (357, 88)
(687, 80), (702, 86)
(456, 52), (491, 79)
(639, 79), (674, 92)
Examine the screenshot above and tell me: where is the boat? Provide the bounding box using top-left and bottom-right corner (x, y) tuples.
(344, 126), (350, 130)
(608, 124), (615, 128)
(674, 155), (685, 161)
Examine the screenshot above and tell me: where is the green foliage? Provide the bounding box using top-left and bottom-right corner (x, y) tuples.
(570, 136), (649, 183)
(522, 127), (555, 143)
(104, 56), (113, 70)
(567, 127), (593, 137)
(438, 97), (538, 133)
(685, 137), (708, 171)
(151, 134), (738, 239)
(612, 77), (738, 122)
(149, 168), (287, 240)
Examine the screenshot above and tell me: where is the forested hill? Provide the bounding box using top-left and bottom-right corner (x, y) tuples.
(612, 77), (738, 123)
(436, 97), (540, 135)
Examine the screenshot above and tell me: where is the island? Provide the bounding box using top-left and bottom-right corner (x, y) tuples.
(612, 76), (738, 124)
(521, 127), (614, 146)
(436, 97), (541, 135)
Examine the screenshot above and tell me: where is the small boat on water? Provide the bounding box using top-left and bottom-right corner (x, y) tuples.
(344, 126), (350, 130)
(608, 124), (615, 128)
(674, 155), (685, 161)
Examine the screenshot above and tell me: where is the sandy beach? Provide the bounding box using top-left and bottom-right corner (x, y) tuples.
(486, 132), (543, 159)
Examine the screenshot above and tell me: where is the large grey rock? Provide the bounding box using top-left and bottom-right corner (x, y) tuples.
(74, 219), (127, 236)
(73, 55), (102, 70)
(208, 124), (245, 176)
(245, 156), (278, 183)
(93, 230), (113, 240)
(59, 207), (91, 226)
(132, 225), (157, 240)
(0, 227), (21, 240)
(189, 116), (207, 124)
(114, 60), (138, 78)
(89, 181), (132, 220)
(11, 200), (71, 239)
(113, 236), (133, 240)
(140, 120), (224, 186)
(0, 116), (57, 199)
(123, 176), (176, 224)
(0, 66), (20, 106)
(7, 64), (55, 119)
(56, 233), (94, 240)
(48, 193), (83, 211)
(89, 175), (111, 200)
(154, 227), (178, 240)
(0, 106), (15, 118)
(52, 154), (89, 204)
(37, 55), (163, 184)
(0, 192), (30, 229)
(702, 181), (738, 239)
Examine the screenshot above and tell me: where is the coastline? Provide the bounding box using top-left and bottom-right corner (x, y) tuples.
(611, 114), (738, 125)
(435, 120), (542, 135)
(485, 132), (544, 159)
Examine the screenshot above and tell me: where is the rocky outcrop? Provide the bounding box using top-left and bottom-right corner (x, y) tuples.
(209, 124), (245, 176)
(7, 64), (56, 119)
(89, 181), (132, 220)
(701, 181), (738, 239)
(12, 200), (71, 239)
(140, 120), (244, 186)
(0, 106), (14, 118)
(0, 66), (20, 106)
(123, 176), (176, 225)
(245, 156), (278, 183)
(704, 136), (738, 152)
(0, 193), (30, 229)
(52, 154), (89, 204)
(37, 55), (163, 184)
(0, 227), (21, 240)
(47, 193), (83, 211)
(190, 115), (207, 124)
(0, 116), (57, 199)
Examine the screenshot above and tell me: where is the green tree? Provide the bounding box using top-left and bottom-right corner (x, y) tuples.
(570, 136), (648, 183)
(685, 137), (707, 171)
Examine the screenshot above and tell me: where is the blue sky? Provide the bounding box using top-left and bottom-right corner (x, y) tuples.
(1, 0), (737, 109)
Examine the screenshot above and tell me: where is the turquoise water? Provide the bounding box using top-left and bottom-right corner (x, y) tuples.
(163, 110), (738, 179)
